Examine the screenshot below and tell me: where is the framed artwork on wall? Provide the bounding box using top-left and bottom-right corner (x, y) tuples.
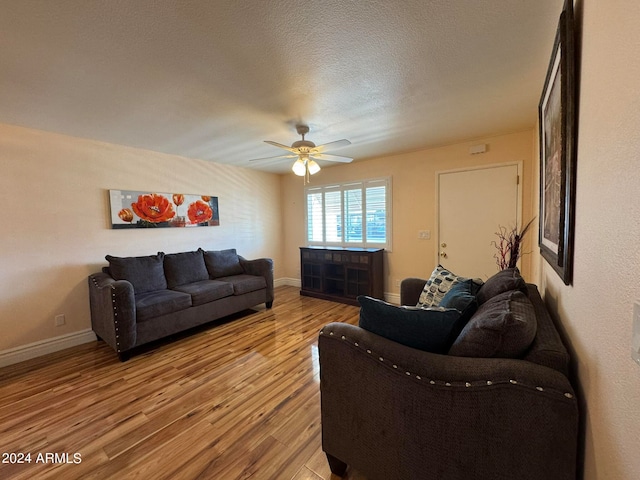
(109, 190), (219, 229)
(538, 0), (577, 285)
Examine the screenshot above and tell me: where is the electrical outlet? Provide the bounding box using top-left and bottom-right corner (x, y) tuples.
(54, 314), (66, 327)
(394, 279), (400, 288)
(632, 302), (640, 366)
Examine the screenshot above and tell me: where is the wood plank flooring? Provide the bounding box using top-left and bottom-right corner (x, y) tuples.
(0, 286), (368, 480)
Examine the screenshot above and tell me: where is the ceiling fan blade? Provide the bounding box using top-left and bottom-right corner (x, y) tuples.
(249, 153), (297, 162)
(311, 153), (353, 163)
(264, 140), (297, 153)
(312, 139), (351, 154)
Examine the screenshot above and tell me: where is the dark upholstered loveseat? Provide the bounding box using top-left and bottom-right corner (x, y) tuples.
(319, 275), (578, 480)
(89, 248), (273, 361)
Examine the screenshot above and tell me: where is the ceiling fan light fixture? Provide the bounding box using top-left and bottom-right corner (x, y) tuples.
(252, 124), (352, 183)
(307, 159), (321, 175)
(292, 158), (306, 176)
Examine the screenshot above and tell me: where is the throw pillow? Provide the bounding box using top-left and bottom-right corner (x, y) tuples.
(439, 279), (480, 312)
(202, 248), (245, 278)
(439, 279), (480, 331)
(358, 296), (469, 354)
(476, 267), (527, 305)
(448, 289), (537, 358)
(106, 252), (167, 294)
(163, 250), (209, 288)
(417, 265), (468, 307)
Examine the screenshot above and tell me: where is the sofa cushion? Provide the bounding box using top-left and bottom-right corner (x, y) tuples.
(216, 274), (266, 296)
(164, 250), (209, 288)
(417, 265), (469, 307)
(521, 284), (571, 375)
(358, 296), (470, 354)
(476, 267), (527, 305)
(172, 279), (234, 306)
(439, 279), (479, 312)
(203, 248), (245, 278)
(135, 289), (192, 322)
(106, 252), (167, 294)
(448, 289), (537, 358)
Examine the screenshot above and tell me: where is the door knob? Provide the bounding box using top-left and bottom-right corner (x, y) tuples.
(440, 252), (448, 258)
(441, 243), (447, 248)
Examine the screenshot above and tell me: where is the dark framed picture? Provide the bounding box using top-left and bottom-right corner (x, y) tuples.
(538, 0), (576, 285)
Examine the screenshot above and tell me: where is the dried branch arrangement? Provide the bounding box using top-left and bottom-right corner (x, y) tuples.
(492, 218), (536, 270)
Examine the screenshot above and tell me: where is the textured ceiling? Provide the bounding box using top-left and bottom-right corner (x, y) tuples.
(0, 0), (562, 173)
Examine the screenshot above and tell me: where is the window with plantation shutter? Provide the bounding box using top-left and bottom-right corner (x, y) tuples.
(366, 184), (387, 243)
(304, 177), (391, 250)
(306, 191), (323, 242)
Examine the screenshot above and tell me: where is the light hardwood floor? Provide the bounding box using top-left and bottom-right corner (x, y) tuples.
(0, 286), (368, 480)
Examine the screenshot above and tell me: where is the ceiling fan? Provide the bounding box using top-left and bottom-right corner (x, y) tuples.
(251, 124), (352, 182)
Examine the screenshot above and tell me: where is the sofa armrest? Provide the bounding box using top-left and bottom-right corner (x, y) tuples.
(88, 272), (137, 353)
(318, 322), (578, 480)
(400, 277), (426, 305)
(239, 257), (274, 306)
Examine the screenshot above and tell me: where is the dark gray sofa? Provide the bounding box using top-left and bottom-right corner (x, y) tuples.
(89, 248), (273, 361)
(319, 274), (578, 480)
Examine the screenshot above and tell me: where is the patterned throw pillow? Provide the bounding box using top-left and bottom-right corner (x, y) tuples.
(417, 265), (468, 307)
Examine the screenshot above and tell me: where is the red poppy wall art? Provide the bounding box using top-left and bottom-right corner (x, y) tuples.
(109, 190), (219, 229)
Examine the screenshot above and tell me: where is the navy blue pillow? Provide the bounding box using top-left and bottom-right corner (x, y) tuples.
(358, 296), (467, 354)
(440, 279), (479, 311)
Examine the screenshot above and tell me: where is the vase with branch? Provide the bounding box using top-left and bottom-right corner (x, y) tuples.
(492, 218), (536, 270)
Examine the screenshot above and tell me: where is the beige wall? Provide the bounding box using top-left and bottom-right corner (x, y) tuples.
(5, 3), (639, 473)
(532, 1), (640, 478)
(0, 123), (282, 352)
(281, 129), (537, 294)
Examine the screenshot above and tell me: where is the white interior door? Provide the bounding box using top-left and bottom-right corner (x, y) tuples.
(437, 164), (521, 280)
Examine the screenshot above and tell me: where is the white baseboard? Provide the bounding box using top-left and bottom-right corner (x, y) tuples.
(0, 329), (97, 368)
(385, 292), (400, 305)
(275, 277), (301, 288)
